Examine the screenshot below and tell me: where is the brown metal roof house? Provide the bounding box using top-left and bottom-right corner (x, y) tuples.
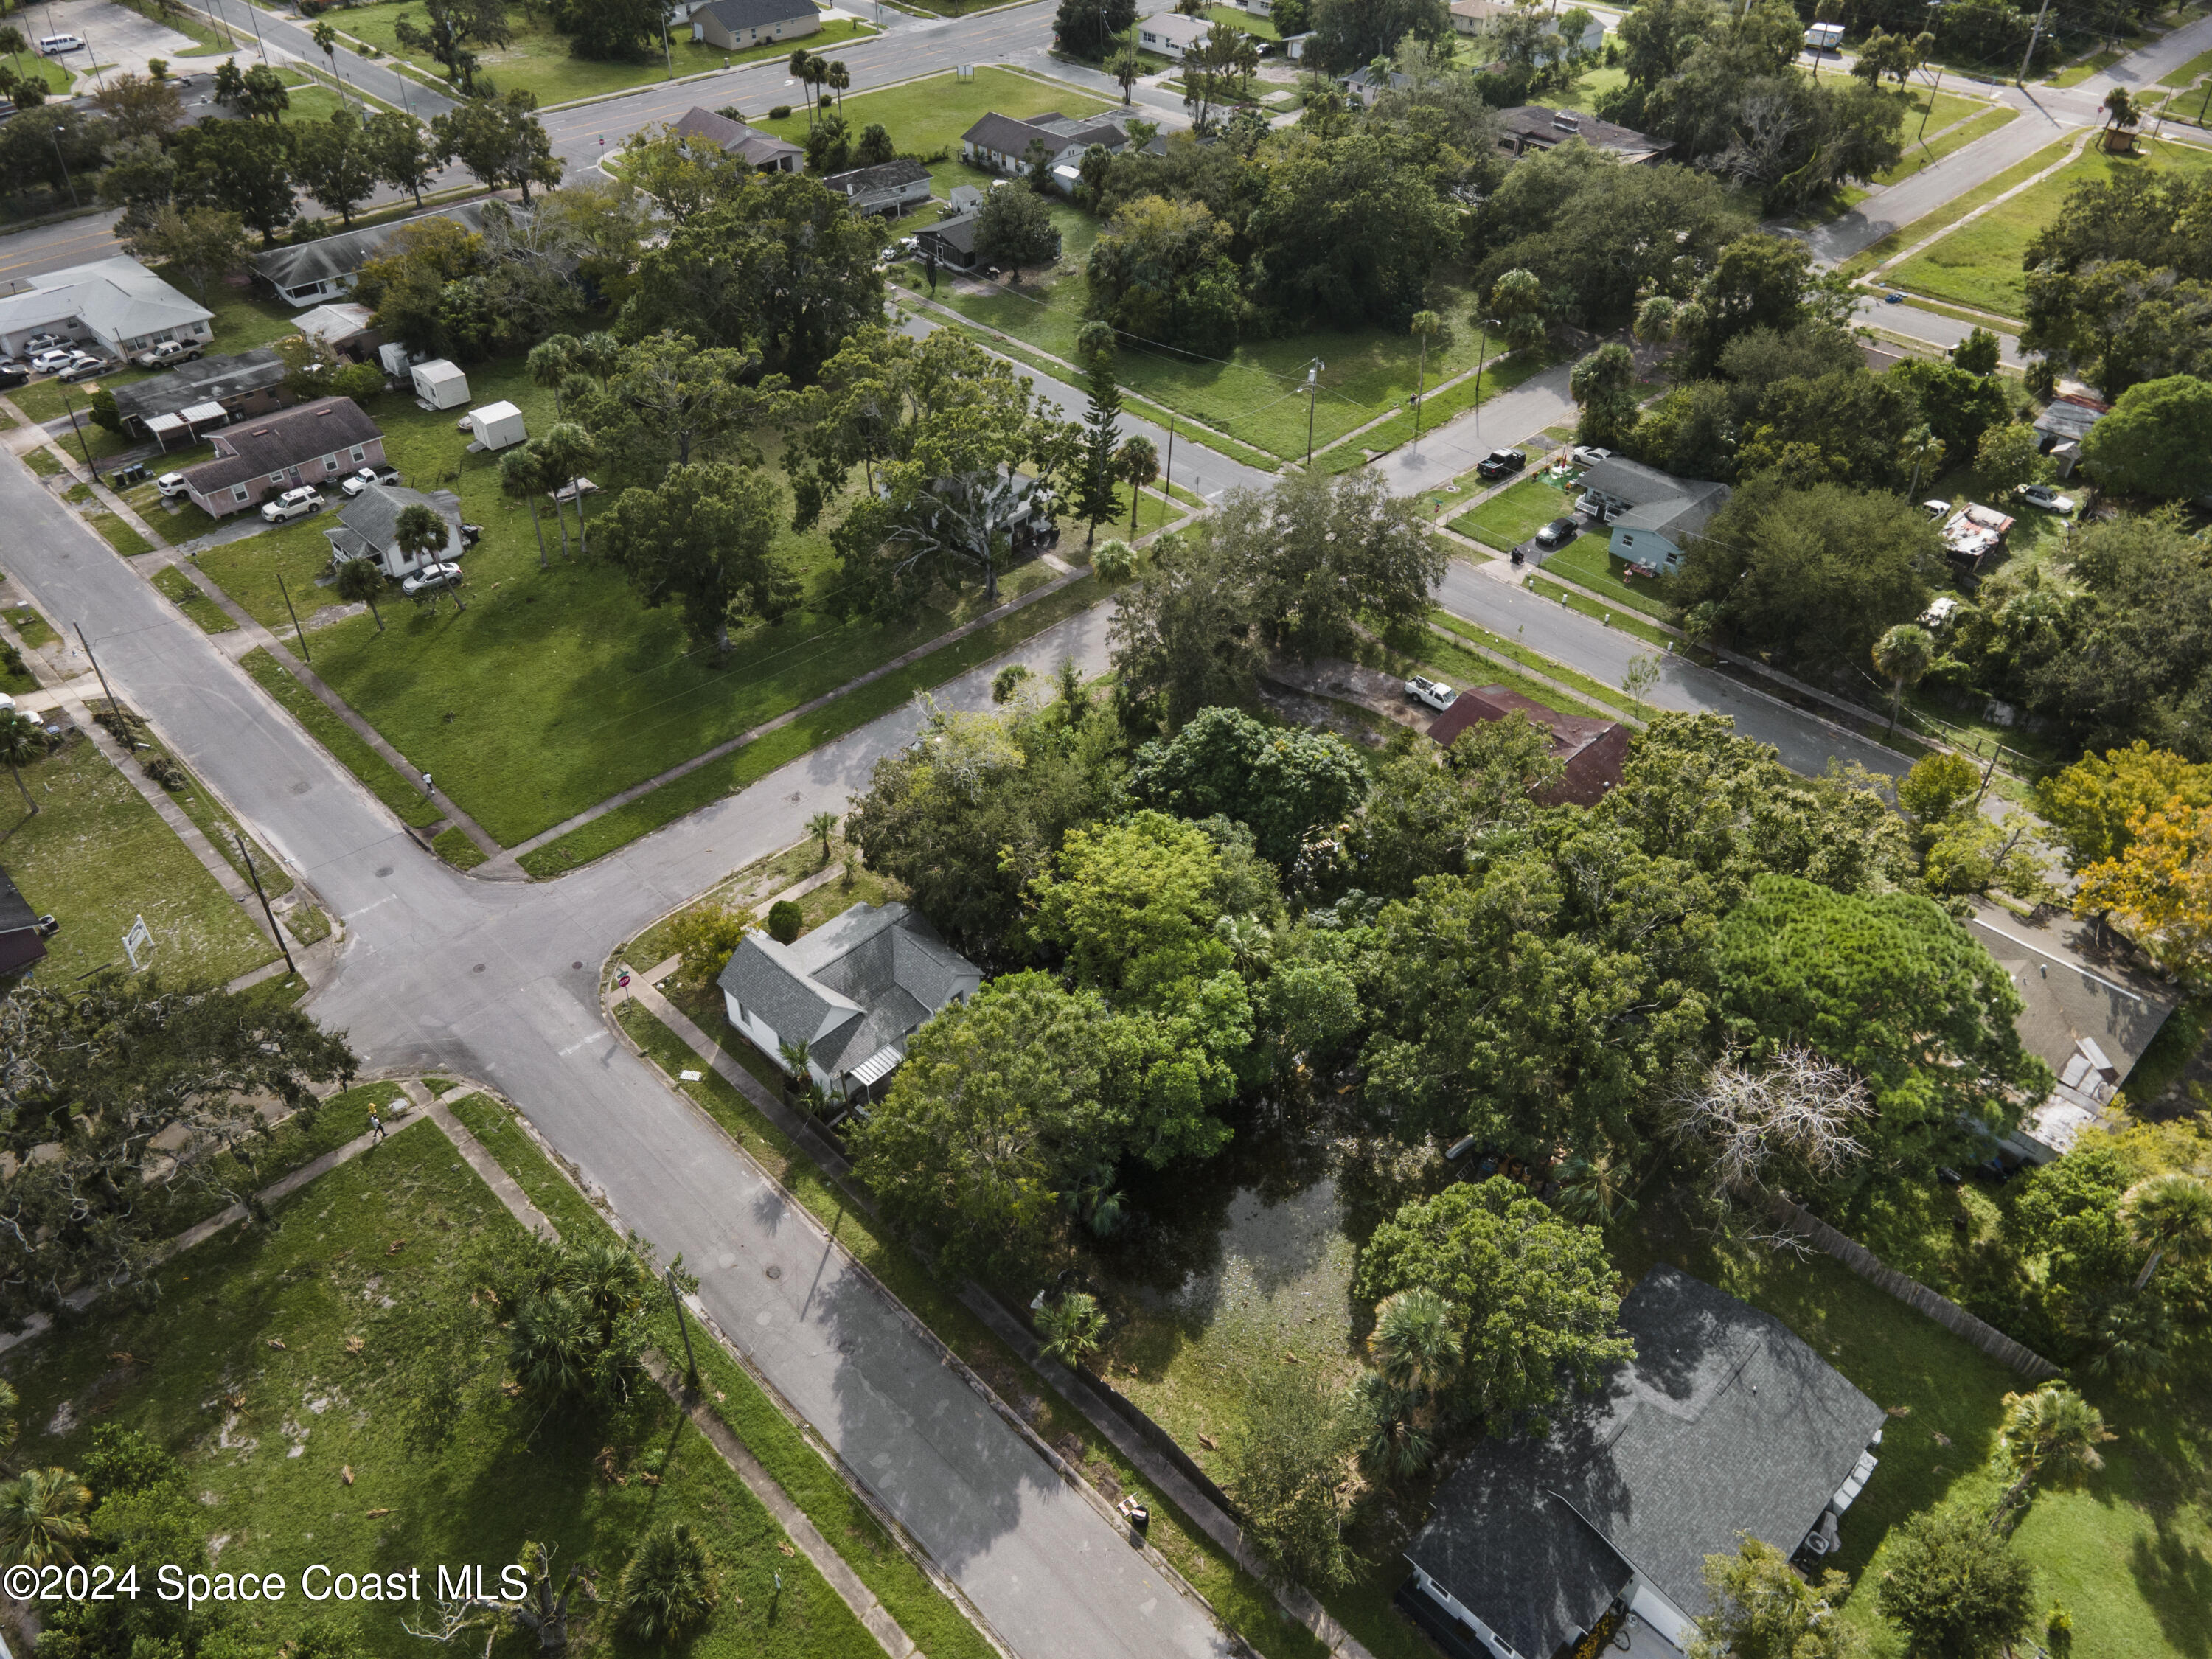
(1496, 105), (1672, 164)
(180, 397), (387, 518)
(1429, 684), (1630, 806)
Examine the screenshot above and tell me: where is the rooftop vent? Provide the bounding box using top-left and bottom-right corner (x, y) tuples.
(1552, 113), (1581, 132)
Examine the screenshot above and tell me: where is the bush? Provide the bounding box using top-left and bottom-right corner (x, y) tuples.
(140, 755), (187, 791)
(615, 1522), (717, 1643)
(330, 361), (385, 403)
(1877, 1505), (2036, 1659)
(768, 104), (791, 119)
(767, 900), (803, 944)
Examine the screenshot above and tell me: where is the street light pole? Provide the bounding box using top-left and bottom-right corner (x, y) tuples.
(1474, 318), (1492, 439)
(60, 385), (92, 470)
(50, 125), (77, 210)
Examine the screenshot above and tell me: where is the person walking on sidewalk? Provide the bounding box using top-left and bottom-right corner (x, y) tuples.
(368, 1109), (386, 1145)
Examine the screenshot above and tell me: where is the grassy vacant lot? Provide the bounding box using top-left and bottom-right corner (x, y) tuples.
(327, 2), (871, 105)
(1447, 472), (1579, 550)
(1877, 102), (2017, 185)
(751, 66), (1110, 164)
(199, 356), (1077, 849)
(1889, 136), (2212, 313)
(4, 729), (276, 985)
(0, 1110), (885, 1659)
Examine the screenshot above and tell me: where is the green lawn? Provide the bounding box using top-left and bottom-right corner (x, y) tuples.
(87, 509), (155, 556)
(240, 648), (445, 830)
(1447, 472), (1579, 550)
(1542, 532), (1681, 619)
(5, 604), (58, 648)
(1877, 103), (2017, 185)
(1841, 135), (2079, 276)
(1554, 62), (1627, 116)
(21, 443), (64, 477)
(1205, 4), (1282, 38)
(153, 562), (238, 632)
(325, 3), (871, 107)
(1890, 136), (2212, 316)
(2, 728), (276, 986)
(0, 1109), (885, 1659)
(751, 66), (1111, 164)
(2047, 46), (2124, 87)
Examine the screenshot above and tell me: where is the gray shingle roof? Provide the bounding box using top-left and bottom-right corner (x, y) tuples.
(111, 348), (285, 424)
(961, 111), (1127, 158)
(1406, 1266), (1885, 1659)
(670, 105), (806, 168)
(324, 483), (459, 564)
(692, 0), (816, 30)
(825, 159), (931, 195)
(718, 902), (979, 1076)
(919, 209), (982, 257)
(1498, 105), (1670, 161)
(1580, 456), (1729, 543)
(249, 204), (493, 294)
(183, 397), (383, 494)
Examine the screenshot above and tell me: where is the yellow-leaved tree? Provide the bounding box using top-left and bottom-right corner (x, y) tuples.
(2073, 796), (2212, 984)
(2038, 742), (2212, 869)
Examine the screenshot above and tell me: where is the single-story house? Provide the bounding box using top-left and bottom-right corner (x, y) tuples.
(1428, 684), (1630, 807)
(689, 0), (819, 49)
(1399, 1266), (1886, 1659)
(110, 347), (288, 445)
(916, 208), (984, 270)
(667, 105), (804, 173)
(0, 866), (49, 976)
(1338, 65), (1412, 105)
(1576, 455), (1729, 572)
(178, 397), (386, 518)
(824, 158), (933, 217)
(1282, 29), (1315, 58)
(1136, 11), (1214, 58)
(0, 257), (212, 364)
(1967, 902), (2175, 1163)
(1497, 105), (1672, 164)
(2033, 393), (2107, 479)
(291, 301), (379, 358)
(324, 483), (465, 580)
(1223, 0), (1273, 13)
(960, 111), (1129, 190)
(248, 204), (493, 307)
(717, 902), (981, 1102)
(1450, 0), (1605, 53)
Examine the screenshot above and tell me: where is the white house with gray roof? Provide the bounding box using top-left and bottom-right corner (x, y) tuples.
(1576, 455), (1730, 573)
(960, 111), (1129, 192)
(717, 902), (981, 1102)
(324, 482), (465, 579)
(0, 257), (212, 363)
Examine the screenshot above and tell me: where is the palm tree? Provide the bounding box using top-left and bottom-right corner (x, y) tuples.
(0, 711), (44, 816)
(394, 503), (460, 609)
(1116, 434), (1158, 533)
(1408, 309), (1440, 445)
(1347, 1369), (1432, 1479)
(805, 810), (841, 863)
(2123, 1172), (2212, 1291)
(1902, 422), (1945, 501)
(2101, 86), (2140, 152)
(0, 1467), (91, 1568)
(1369, 1287), (1461, 1394)
(1034, 1290), (1107, 1368)
(1554, 1152), (1636, 1225)
(333, 556), (386, 632)
(804, 54), (830, 120)
(499, 446), (551, 570)
(310, 19), (345, 109)
(827, 60), (849, 114)
(538, 424), (598, 558)
(527, 333), (580, 417)
(788, 49), (814, 128)
(1992, 1385), (2112, 1528)
(1871, 623), (1934, 735)
(575, 331), (622, 390)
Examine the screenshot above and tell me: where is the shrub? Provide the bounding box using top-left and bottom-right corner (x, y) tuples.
(140, 755), (187, 791)
(768, 104), (792, 119)
(1877, 1505), (2036, 1659)
(767, 900), (802, 943)
(615, 1523), (717, 1643)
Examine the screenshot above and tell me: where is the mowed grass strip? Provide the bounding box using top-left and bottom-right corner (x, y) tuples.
(448, 1091), (1005, 1659)
(240, 647), (444, 828)
(0, 1107), (884, 1659)
(1876, 104), (2018, 185)
(152, 563), (237, 631)
(1840, 134), (2079, 276)
(520, 574), (1104, 877)
(1, 729), (276, 985)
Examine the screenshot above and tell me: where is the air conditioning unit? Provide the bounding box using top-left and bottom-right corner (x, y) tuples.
(1552, 113), (1581, 133)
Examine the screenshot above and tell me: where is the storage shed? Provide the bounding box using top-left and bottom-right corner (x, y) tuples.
(411, 359), (469, 410)
(464, 401), (526, 452)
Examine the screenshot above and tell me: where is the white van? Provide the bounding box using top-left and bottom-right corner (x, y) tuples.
(38, 33), (86, 54)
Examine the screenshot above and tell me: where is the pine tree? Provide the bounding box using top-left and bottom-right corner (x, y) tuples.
(1077, 334), (1123, 548)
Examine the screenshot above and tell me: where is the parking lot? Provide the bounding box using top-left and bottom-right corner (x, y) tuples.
(29, 0), (210, 86)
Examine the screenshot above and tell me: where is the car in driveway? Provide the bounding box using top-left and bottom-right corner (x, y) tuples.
(1569, 445), (1613, 468)
(27, 349), (76, 375)
(1921, 498), (1952, 521)
(401, 562), (462, 598)
(55, 355), (108, 383)
(0, 364), (25, 389)
(2019, 484), (2076, 513)
(132, 340), (203, 370)
(1534, 515), (1581, 548)
(260, 486), (325, 524)
(338, 465), (401, 498)
(1475, 448), (1527, 481)
(1405, 674), (1458, 711)
(156, 471), (190, 498)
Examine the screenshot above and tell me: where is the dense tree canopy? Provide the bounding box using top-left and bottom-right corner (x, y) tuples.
(1130, 706), (1368, 868)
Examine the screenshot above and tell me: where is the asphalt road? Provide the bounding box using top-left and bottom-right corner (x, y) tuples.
(0, 431), (1245, 1659)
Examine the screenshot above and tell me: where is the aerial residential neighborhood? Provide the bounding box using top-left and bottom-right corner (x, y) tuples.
(1, 0), (2209, 1657)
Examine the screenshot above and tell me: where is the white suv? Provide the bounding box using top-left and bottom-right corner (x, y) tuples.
(260, 487), (324, 524)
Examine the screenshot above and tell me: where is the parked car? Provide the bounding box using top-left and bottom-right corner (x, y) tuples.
(338, 465), (400, 498)
(1921, 498), (1952, 521)
(1405, 674), (1458, 711)
(37, 32), (85, 53)
(1475, 448), (1527, 480)
(260, 486), (324, 524)
(2019, 484), (2076, 513)
(156, 471), (190, 498)
(1534, 516), (1581, 548)
(27, 349), (76, 375)
(132, 340), (203, 369)
(1569, 445), (1612, 468)
(401, 562), (463, 597)
(56, 355), (108, 383)
(0, 364), (25, 389)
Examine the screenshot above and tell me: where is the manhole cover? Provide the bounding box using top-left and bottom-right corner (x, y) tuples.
(571, 960), (583, 970)
(472, 964), (485, 973)
(765, 1266), (782, 1280)
(375, 866), (393, 877)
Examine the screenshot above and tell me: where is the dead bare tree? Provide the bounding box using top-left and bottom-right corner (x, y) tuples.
(1665, 1046), (1873, 1206)
(403, 1543), (597, 1658)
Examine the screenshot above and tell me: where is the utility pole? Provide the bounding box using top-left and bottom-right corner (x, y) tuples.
(2017, 0), (2050, 86)
(60, 386), (92, 470)
(1473, 319), (1492, 439)
(1301, 359), (1324, 467)
(666, 1267), (700, 1383)
(1161, 411), (1176, 507)
(50, 126), (77, 211)
(276, 574), (310, 662)
(74, 623), (116, 714)
(1916, 62), (1942, 144)
(234, 831), (296, 974)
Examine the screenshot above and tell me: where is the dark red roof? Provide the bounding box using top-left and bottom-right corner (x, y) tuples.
(1428, 685), (1630, 807)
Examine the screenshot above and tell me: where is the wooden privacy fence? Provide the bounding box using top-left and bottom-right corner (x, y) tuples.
(1770, 1195), (2062, 1382)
